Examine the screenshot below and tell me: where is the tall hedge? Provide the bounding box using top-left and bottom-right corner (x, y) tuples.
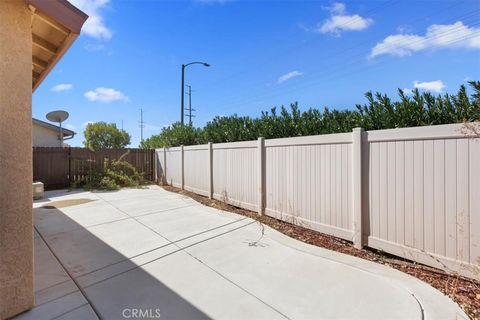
(140, 81), (480, 148)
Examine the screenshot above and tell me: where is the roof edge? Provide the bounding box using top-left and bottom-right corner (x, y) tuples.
(26, 0), (88, 34)
(33, 118), (75, 136)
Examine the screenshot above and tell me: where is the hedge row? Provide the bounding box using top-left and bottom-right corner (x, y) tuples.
(140, 82), (480, 148)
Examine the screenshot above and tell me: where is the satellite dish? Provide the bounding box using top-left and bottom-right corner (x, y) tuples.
(46, 110), (69, 123)
(46, 110), (69, 146)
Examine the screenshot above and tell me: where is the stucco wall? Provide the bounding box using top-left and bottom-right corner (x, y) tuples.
(32, 123), (62, 147)
(0, 1), (34, 319)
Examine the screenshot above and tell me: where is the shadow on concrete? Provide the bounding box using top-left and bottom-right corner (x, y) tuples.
(25, 203), (210, 320)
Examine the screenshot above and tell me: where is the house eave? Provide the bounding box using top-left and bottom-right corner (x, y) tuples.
(33, 118), (75, 137)
(26, 0), (88, 92)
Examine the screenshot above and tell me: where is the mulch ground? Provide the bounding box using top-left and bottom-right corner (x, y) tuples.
(162, 185), (480, 319)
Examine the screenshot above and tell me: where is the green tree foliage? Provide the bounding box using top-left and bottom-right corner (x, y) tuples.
(84, 122), (131, 151)
(140, 123), (202, 148)
(140, 82), (480, 148)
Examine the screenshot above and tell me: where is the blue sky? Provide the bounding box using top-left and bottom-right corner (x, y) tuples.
(33, 0), (480, 147)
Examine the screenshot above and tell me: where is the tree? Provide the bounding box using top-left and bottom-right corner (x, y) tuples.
(83, 122), (131, 150)
(140, 123), (202, 149)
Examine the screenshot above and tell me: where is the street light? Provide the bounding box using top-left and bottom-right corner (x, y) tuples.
(181, 61), (210, 125)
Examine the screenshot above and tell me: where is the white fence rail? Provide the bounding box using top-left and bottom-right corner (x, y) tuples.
(155, 123), (480, 279)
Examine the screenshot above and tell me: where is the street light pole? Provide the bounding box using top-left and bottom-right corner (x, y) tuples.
(180, 61), (210, 125)
(181, 64), (185, 126)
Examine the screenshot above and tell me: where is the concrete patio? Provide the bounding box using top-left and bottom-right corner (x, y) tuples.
(17, 185), (467, 320)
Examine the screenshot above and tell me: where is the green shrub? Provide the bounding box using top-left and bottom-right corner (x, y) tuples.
(83, 151), (144, 191)
(98, 177), (120, 191)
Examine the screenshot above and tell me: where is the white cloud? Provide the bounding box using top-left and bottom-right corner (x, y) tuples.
(402, 88), (413, 95)
(68, 0), (112, 40)
(84, 87), (129, 103)
(51, 83), (73, 92)
(83, 121), (96, 127)
(278, 71), (303, 84)
(413, 80), (446, 93)
(64, 124), (76, 131)
(370, 21), (480, 58)
(317, 2), (372, 35)
(326, 2), (346, 15)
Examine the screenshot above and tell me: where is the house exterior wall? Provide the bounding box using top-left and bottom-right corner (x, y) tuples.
(32, 122), (62, 147)
(0, 1), (34, 319)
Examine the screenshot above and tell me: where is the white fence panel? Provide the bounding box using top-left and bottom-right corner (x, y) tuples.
(366, 123), (480, 278)
(165, 147), (182, 188)
(264, 133), (354, 240)
(183, 145), (210, 196)
(212, 141), (259, 211)
(154, 122), (480, 279)
(155, 148), (165, 182)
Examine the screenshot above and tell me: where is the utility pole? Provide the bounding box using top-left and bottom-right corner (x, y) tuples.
(185, 85), (195, 126)
(139, 108), (145, 142)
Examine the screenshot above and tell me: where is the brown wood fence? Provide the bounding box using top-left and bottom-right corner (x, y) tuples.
(33, 147), (155, 190)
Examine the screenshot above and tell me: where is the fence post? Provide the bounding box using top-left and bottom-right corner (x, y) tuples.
(151, 149), (155, 182)
(208, 142), (213, 199)
(257, 137), (265, 215)
(68, 147), (72, 186)
(352, 127), (364, 249)
(163, 147), (167, 184)
(181, 145), (185, 190)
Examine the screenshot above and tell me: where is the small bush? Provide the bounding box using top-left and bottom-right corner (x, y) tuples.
(83, 151), (144, 191)
(98, 176), (120, 190)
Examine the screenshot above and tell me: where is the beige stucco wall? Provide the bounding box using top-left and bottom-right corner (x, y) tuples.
(0, 1), (34, 319)
(32, 123), (62, 147)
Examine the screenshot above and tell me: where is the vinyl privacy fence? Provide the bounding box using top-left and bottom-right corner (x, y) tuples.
(156, 123), (480, 279)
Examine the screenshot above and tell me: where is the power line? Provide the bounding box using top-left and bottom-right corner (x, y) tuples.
(213, 9), (479, 106)
(205, 10), (480, 111)
(199, 5), (477, 103)
(197, 0), (468, 93)
(213, 27), (480, 113)
(196, 0), (401, 90)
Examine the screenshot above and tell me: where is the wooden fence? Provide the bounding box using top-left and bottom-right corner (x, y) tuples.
(156, 123), (480, 279)
(33, 147), (155, 189)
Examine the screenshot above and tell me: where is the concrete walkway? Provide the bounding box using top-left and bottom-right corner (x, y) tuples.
(17, 186), (467, 320)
